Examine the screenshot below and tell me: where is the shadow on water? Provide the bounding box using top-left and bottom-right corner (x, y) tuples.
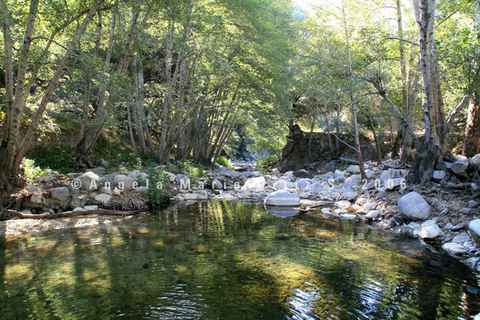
(0, 201), (478, 320)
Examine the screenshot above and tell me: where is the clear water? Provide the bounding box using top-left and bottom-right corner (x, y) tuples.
(0, 201), (479, 320)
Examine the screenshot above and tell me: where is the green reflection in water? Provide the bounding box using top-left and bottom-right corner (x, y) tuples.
(0, 201), (478, 320)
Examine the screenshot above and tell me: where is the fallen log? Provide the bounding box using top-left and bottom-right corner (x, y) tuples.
(6, 208), (149, 220)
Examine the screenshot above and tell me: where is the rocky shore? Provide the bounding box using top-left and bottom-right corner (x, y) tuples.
(3, 156), (480, 273)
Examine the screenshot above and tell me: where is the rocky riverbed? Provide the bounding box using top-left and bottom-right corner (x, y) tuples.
(3, 156), (480, 273)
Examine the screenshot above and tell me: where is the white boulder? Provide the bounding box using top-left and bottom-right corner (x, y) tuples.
(79, 171), (101, 191)
(241, 176), (266, 192)
(273, 179), (289, 191)
(398, 192), (431, 220)
(449, 155), (469, 175)
(419, 220), (442, 239)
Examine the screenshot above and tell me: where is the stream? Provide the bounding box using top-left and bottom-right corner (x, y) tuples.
(0, 201), (479, 319)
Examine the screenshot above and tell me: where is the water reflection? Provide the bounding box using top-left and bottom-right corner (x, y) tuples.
(0, 201), (478, 320)
(266, 206), (300, 218)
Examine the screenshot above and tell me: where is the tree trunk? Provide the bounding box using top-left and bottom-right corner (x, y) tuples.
(75, 8), (116, 168)
(1, 1), (101, 196)
(464, 97), (480, 156)
(133, 55), (147, 153)
(342, 0), (366, 179)
(412, 0), (443, 183)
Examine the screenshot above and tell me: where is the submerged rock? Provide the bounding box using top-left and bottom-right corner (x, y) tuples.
(398, 192), (431, 220)
(264, 190), (300, 207)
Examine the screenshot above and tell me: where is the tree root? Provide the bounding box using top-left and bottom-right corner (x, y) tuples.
(6, 208), (149, 220)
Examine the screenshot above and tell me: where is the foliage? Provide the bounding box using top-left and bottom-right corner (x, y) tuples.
(182, 161), (206, 179)
(147, 169), (171, 210)
(215, 156), (233, 169)
(256, 154), (280, 172)
(21, 159), (48, 183)
(28, 145), (75, 174)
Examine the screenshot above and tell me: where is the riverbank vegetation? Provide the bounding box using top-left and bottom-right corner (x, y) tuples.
(1, 0), (480, 202)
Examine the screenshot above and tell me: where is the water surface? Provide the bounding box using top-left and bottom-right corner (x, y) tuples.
(0, 201), (479, 320)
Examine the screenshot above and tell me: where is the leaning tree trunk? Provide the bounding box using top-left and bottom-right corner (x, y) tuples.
(464, 96), (480, 156)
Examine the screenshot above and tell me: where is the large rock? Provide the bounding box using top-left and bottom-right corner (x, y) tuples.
(432, 170), (446, 181)
(419, 220), (442, 239)
(264, 190), (300, 207)
(114, 174), (136, 191)
(344, 175), (362, 189)
(94, 193), (112, 205)
(398, 192), (431, 220)
(334, 170), (345, 182)
(128, 170), (148, 181)
(346, 165), (360, 174)
(470, 154), (480, 168)
(306, 181), (330, 194)
(49, 187), (71, 209)
(296, 179), (311, 192)
(241, 176), (266, 192)
(273, 179), (289, 191)
(442, 242), (467, 257)
(341, 189), (359, 201)
(448, 155), (469, 175)
(366, 210), (382, 220)
(79, 171), (101, 191)
(468, 219), (480, 244)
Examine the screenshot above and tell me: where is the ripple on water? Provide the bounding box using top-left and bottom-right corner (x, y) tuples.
(0, 201), (478, 320)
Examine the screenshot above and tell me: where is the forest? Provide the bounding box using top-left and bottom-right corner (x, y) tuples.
(0, 0), (479, 194)
(2, 1), (480, 319)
